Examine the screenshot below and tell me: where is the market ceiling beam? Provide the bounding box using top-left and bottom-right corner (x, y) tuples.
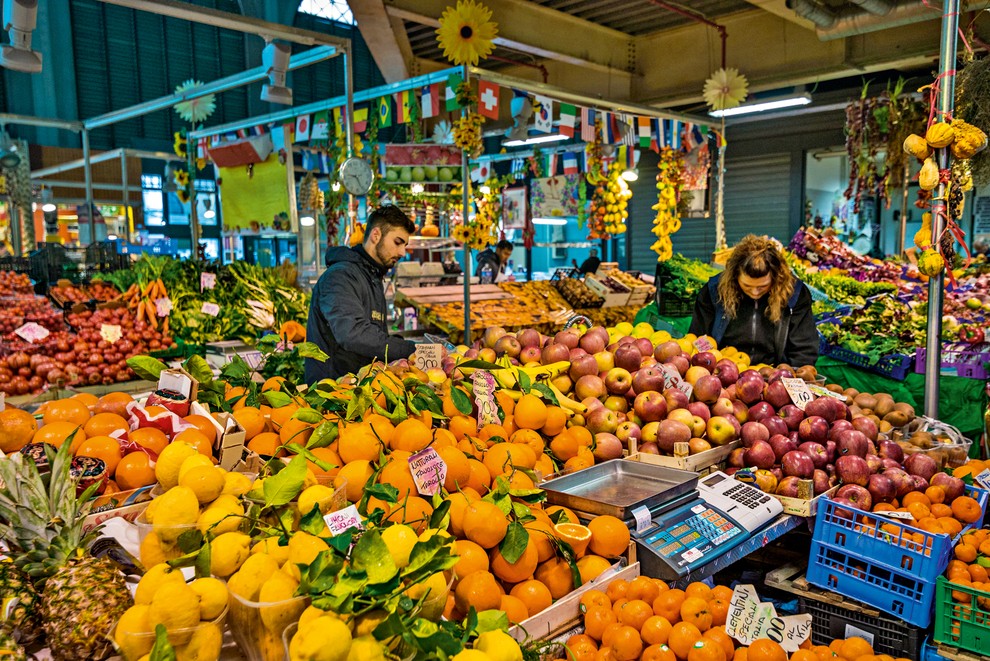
(383, 0), (635, 77)
(739, 0), (816, 29)
(348, 0), (412, 82)
(633, 9), (944, 107)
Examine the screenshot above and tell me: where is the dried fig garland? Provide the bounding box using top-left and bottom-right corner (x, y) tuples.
(955, 54), (990, 186)
(844, 83), (890, 213)
(884, 78), (927, 192)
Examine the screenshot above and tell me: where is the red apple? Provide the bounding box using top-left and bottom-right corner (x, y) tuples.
(579, 332), (606, 355)
(762, 415), (789, 438)
(616, 421), (642, 445)
(541, 343), (571, 364)
(834, 429), (870, 459)
(835, 455), (870, 487)
(693, 375), (723, 405)
(604, 395), (628, 413)
(575, 375), (607, 401)
(519, 346), (542, 364)
(691, 351), (718, 370)
(686, 402), (711, 423)
(713, 359), (739, 387)
(777, 404), (805, 431)
(732, 399), (749, 423)
(748, 401), (776, 422)
(555, 330), (579, 349)
(614, 344), (643, 372)
(604, 368), (633, 396)
(593, 433), (624, 461)
(516, 328), (541, 348)
(633, 366), (666, 394)
(666, 355), (690, 376)
(728, 447), (748, 468)
(654, 341), (682, 362)
(710, 397), (735, 419)
(930, 473), (966, 501)
(769, 435), (798, 461)
(633, 338), (654, 358)
(799, 442), (829, 469)
(741, 422), (770, 448)
(744, 440), (776, 470)
(586, 407), (619, 434)
(641, 421), (659, 443)
(877, 440), (904, 464)
(569, 354), (599, 380)
(663, 387), (689, 412)
(736, 371), (765, 404)
(798, 416), (829, 444)
(764, 380), (791, 410)
(867, 473), (896, 504)
(782, 450), (815, 479)
(851, 417), (879, 442)
(656, 419), (692, 453)
(634, 391), (668, 423)
(813, 469), (831, 495)
(836, 483), (872, 510)
(638, 442), (660, 455)
(904, 453), (938, 482)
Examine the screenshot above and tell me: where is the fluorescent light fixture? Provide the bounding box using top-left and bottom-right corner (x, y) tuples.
(621, 169), (638, 182)
(300, 215), (315, 227)
(42, 203), (56, 213)
(709, 93), (812, 118)
(479, 185), (491, 195)
(410, 183), (425, 194)
(503, 134), (569, 147)
(107, 234), (118, 241)
(203, 209), (216, 219)
(533, 217), (568, 226)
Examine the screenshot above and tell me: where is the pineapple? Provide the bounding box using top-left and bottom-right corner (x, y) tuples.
(0, 442), (132, 660)
(0, 560), (41, 645)
(0, 629), (28, 661)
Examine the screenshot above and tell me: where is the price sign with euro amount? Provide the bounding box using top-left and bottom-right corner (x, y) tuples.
(725, 584), (812, 652)
(155, 297), (173, 317)
(201, 302), (220, 317)
(100, 324), (122, 344)
(781, 377), (815, 411)
(413, 344), (443, 371)
(200, 272), (216, 291)
(408, 447), (447, 496)
(473, 371), (501, 427)
(14, 322), (49, 343)
(660, 364), (694, 399)
(692, 337), (715, 353)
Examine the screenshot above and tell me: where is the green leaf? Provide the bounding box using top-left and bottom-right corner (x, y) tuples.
(182, 354), (214, 384)
(194, 539), (211, 579)
(328, 530), (354, 555)
(263, 455), (308, 507)
(429, 499), (452, 530)
(283, 443), (336, 473)
(498, 522), (529, 564)
(476, 609), (510, 634)
(126, 356), (168, 381)
(292, 408), (324, 424)
(149, 624), (176, 661)
(350, 529), (398, 584)
(299, 504), (326, 536)
(176, 530), (204, 554)
(220, 357), (251, 381)
(516, 369), (532, 394)
(263, 391), (294, 408)
(305, 421), (338, 450)
(363, 482), (399, 505)
(296, 342), (329, 362)
(450, 387), (473, 416)
(532, 382), (559, 405)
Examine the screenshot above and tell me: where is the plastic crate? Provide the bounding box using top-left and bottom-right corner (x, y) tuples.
(922, 638), (947, 661)
(915, 343), (990, 380)
(819, 340), (914, 380)
(933, 576), (990, 656)
(798, 593), (925, 660)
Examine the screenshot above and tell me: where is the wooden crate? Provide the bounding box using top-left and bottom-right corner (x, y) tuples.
(625, 441), (740, 476)
(585, 275), (631, 308)
(394, 284), (511, 310)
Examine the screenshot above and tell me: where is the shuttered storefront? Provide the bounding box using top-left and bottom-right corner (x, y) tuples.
(723, 153), (795, 245)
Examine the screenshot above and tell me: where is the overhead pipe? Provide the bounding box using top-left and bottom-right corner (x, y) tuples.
(646, 0), (728, 68)
(785, 0), (837, 29)
(847, 0), (894, 15)
(818, 0), (940, 40)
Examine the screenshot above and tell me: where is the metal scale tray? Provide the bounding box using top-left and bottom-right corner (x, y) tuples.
(540, 459), (699, 521)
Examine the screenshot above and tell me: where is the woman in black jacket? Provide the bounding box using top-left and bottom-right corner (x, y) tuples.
(689, 235), (819, 367)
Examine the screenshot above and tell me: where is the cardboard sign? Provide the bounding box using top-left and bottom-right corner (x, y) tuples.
(726, 584), (812, 652)
(14, 322), (49, 343)
(200, 272), (216, 291)
(473, 371), (501, 427)
(414, 344), (443, 371)
(409, 447), (447, 496)
(807, 384), (847, 401)
(100, 324), (122, 344)
(692, 337), (715, 353)
(781, 377), (815, 411)
(201, 302), (220, 317)
(155, 297), (173, 317)
(324, 504), (364, 536)
(975, 469), (990, 492)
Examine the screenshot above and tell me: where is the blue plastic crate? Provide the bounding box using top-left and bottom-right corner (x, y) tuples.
(806, 540), (938, 627)
(812, 487), (989, 585)
(819, 340), (915, 381)
(922, 638), (947, 661)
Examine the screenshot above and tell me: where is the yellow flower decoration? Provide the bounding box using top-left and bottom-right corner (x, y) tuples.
(436, 0), (498, 66)
(703, 68), (749, 112)
(173, 79), (216, 125)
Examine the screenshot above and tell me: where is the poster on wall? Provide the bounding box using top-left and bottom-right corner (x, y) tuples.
(530, 174), (580, 220)
(502, 186), (527, 230)
(218, 155), (293, 232)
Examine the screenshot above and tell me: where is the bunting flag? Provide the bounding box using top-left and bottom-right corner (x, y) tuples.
(510, 157), (526, 174)
(681, 122), (696, 151)
(563, 151), (578, 174)
(333, 107), (345, 137)
(294, 114), (311, 143)
(378, 97), (392, 127)
(354, 107), (369, 133)
(546, 152), (559, 176)
(534, 94), (553, 133)
(661, 119), (672, 148)
(196, 138), (207, 159)
(618, 145), (638, 169)
(671, 120), (682, 150)
(421, 84), (440, 118)
(638, 116), (652, 148)
(301, 149), (332, 173)
(394, 90), (412, 124)
(580, 107), (596, 142)
(649, 119), (660, 152)
(310, 110), (330, 145)
(693, 124), (706, 147)
(470, 161), (491, 182)
(446, 74), (462, 111)
(477, 80), (500, 120)
(620, 115), (636, 147)
(601, 112), (616, 144)
(235, 128), (249, 139)
(559, 103), (577, 138)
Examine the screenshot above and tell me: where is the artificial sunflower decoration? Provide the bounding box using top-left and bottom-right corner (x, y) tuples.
(703, 68), (749, 112)
(173, 131), (188, 158)
(435, 0), (498, 66)
(173, 79), (217, 125)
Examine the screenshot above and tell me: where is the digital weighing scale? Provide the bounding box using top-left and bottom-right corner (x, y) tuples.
(540, 462), (783, 581)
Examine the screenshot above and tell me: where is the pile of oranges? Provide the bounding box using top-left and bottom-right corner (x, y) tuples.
(870, 490), (983, 555)
(947, 526), (990, 609)
(565, 574), (912, 661)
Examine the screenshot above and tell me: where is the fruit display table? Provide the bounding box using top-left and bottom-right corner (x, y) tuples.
(815, 356), (987, 444)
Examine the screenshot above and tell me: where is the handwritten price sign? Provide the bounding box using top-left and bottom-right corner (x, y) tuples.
(200, 272), (216, 291)
(409, 447), (448, 496)
(660, 364), (693, 399)
(100, 324), (122, 344)
(726, 584), (812, 652)
(323, 504), (363, 536)
(692, 337), (715, 353)
(14, 322), (49, 343)
(473, 370), (501, 427)
(781, 377), (815, 411)
(201, 302), (220, 317)
(155, 297), (173, 317)
(413, 344), (443, 371)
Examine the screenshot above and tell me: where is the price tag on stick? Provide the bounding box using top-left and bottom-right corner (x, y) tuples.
(414, 344), (443, 371)
(200, 272), (216, 291)
(473, 370), (501, 427)
(781, 377), (815, 411)
(14, 322), (49, 343)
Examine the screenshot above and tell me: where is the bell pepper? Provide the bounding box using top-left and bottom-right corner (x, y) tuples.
(957, 325), (985, 345)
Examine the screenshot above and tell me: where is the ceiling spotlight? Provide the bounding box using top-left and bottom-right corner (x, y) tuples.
(202, 198), (216, 219)
(260, 40), (293, 105)
(503, 134), (569, 148)
(478, 185), (491, 195)
(0, 128), (21, 168)
(300, 215), (315, 227)
(163, 163), (178, 192)
(331, 181), (341, 192)
(40, 186), (55, 212)
(0, 0), (43, 74)
(621, 169), (638, 182)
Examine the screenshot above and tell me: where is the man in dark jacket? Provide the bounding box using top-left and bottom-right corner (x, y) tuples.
(475, 240), (513, 283)
(305, 205), (417, 382)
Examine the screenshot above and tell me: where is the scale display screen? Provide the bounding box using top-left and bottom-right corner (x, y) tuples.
(643, 506), (742, 565)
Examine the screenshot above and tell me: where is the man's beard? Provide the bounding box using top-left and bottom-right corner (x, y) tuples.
(375, 243), (397, 268)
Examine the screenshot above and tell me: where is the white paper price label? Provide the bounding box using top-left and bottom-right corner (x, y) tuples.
(726, 584), (812, 652)
(681, 548), (704, 563)
(413, 344), (443, 371)
(14, 322), (49, 343)
(201, 302), (220, 317)
(692, 337), (715, 353)
(200, 272), (216, 291)
(807, 384), (847, 401)
(781, 377), (815, 411)
(155, 297), (173, 317)
(660, 364), (693, 398)
(631, 505), (653, 534)
(100, 324), (122, 344)
(473, 371), (501, 427)
(409, 447), (447, 496)
(876, 510), (914, 521)
(323, 504), (364, 536)
(974, 469), (990, 492)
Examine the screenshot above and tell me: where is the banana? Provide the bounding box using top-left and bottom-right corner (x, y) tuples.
(547, 382), (587, 416)
(518, 361), (570, 381)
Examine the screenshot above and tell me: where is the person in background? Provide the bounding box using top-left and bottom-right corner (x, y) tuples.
(305, 204), (417, 382)
(689, 234), (818, 367)
(475, 239), (513, 284)
(574, 248), (601, 274)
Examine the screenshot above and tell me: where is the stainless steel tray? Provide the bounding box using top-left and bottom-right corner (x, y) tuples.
(540, 459), (699, 520)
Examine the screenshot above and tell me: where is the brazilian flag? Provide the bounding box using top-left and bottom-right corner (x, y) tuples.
(378, 96), (392, 128)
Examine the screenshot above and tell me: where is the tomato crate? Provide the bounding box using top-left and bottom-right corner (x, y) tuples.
(933, 576), (990, 656)
(812, 488), (988, 585)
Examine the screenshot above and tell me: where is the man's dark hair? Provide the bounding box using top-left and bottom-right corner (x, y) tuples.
(366, 204), (415, 237)
(495, 240), (513, 251)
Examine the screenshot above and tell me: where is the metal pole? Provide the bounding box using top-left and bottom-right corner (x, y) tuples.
(924, 0), (960, 418)
(188, 141), (199, 250)
(82, 129), (95, 241)
(898, 162), (909, 254)
(343, 46), (354, 158)
(9, 201), (20, 256)
(461, 65), (472, 342)
(121, 150), (130, 239)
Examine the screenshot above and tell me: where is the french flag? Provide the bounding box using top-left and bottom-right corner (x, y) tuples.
(563, 151), (579, 174)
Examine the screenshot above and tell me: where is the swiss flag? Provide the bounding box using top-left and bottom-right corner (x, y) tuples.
(478, 80), (500, 120)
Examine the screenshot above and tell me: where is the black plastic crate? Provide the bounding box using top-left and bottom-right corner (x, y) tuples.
(799, 594), (925, 660)
(85, 241), (129, 273)
(654, 262), (699, 318)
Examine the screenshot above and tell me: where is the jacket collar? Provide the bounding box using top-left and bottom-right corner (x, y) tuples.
(354, 245), (389, 279)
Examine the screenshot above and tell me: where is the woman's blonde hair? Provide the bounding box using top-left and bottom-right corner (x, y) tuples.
(717, 235), (795, 324)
